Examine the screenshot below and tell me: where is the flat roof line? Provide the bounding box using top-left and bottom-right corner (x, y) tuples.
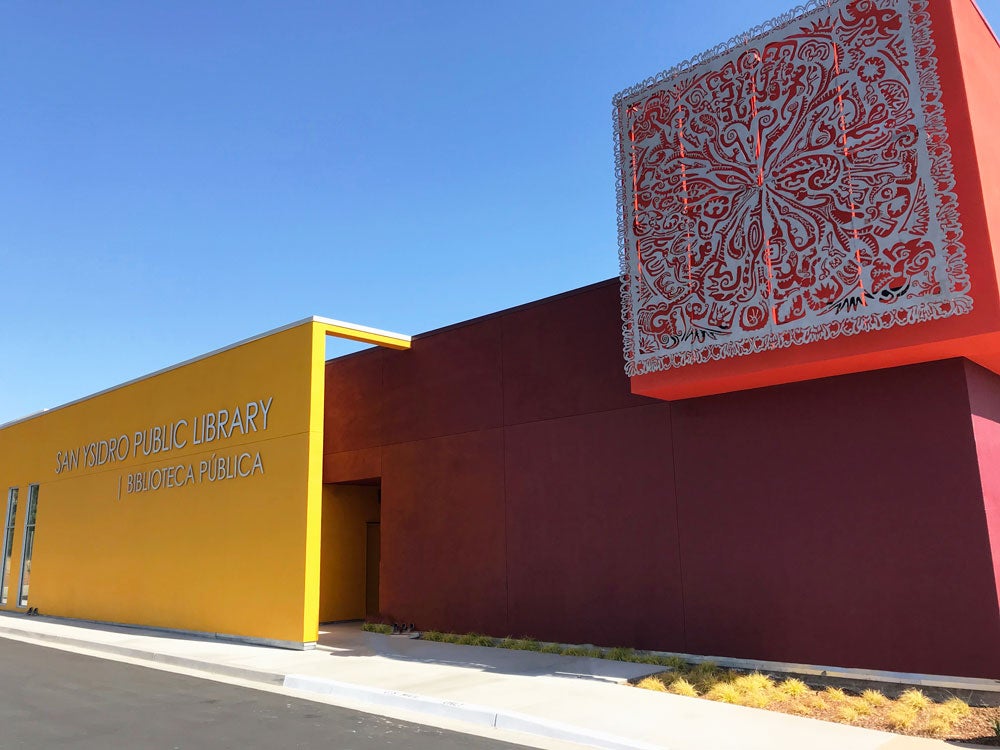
(311, 316), (412, 342)
(0, 316), (411, 431)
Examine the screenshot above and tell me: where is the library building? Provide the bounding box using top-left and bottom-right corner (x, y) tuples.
(1, 0), (998, 680)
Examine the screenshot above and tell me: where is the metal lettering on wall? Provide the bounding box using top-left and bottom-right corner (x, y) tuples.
(614, 0), (969, 374)
(51, 397), (273, 496)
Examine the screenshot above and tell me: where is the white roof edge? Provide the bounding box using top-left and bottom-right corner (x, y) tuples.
(310, 316), (412, 342)
(0, 316), (410, 432)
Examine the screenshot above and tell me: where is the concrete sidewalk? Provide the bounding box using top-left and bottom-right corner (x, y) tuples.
(0, 613), (967, 750)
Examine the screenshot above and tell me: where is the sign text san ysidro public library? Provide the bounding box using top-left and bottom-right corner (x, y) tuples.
(53, 397), (273, 495)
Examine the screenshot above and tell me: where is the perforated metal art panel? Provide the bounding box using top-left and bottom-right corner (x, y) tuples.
(615, 0), (970, 375)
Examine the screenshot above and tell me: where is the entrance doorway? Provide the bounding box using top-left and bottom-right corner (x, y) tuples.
(318, 480), (381, 623)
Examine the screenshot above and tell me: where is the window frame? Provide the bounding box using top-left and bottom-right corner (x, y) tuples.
(16, 484), (38, 609)
(0, 487), (17, 606)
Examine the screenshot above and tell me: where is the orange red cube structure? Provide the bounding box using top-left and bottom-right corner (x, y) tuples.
(616, 0), (1000, 400)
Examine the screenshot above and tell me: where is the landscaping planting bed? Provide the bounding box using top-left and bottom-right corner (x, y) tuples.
(635, 664), (1000, 745)
(362, 624), (1000, 744)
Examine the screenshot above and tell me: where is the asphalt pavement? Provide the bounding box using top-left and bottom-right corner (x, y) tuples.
(0, 638), (531, 750)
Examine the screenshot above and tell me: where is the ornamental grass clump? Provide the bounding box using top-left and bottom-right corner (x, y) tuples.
(730, 673), (776, 708)
(705, 682), (742, 704)
(804, 693), (828, 712)
(777, 678), (810, 698)
(688, 662), (731, 693)
(824, 687), (850, 704)
(897, 689), (931, 711)
(636, 676), (667, 692)
(924, 697), (971, 736)
(456, 633), (495, 647)
(861, 689), (889, 708)
(935, 697), (971, 723)
(886, 703), (920, 730)
(851, 698), (874, 717)
(668, 678), (699, 698)
(498, 637), (540, 651)
(606, 646), (639, 662)
(837, 704), (860, 723)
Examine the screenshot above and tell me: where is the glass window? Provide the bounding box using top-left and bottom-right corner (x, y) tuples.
(1, 488), (16, 606)
(17, 485), (38, 608)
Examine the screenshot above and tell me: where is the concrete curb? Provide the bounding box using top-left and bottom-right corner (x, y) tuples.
(0, 625), (285, 686)
(0, 624), (662, 750)
(283, 674), (665, 750)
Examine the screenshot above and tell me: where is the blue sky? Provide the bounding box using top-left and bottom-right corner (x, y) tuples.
(2, 0), (998, 423)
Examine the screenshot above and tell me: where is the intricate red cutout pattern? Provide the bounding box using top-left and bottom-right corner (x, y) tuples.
(616, 0), (969, 374)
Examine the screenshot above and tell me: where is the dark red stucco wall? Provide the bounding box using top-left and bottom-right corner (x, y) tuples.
(672, 360), (999, 676)
(324, 279), (1000, 678)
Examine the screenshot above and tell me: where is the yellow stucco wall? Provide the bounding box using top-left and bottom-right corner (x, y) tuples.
(0, 319), (404, 647)
(318, 484), (380, 623)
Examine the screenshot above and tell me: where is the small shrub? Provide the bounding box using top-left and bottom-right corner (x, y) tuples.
(636, 676), (667, 692)
(705, 682), (741, 704)
(668, 678), (699, 697)
(886, 703), (919, 730)
(735, 673), (775, 693)
(897, 689), (931, 711)
(539, 642), (564, 654)
(851, 698), (873, 717)
(824, 687), (850, 704)
(732, 673), (775, 708)
(561, 645), (602, 658)
(361, 622), (393, 635)
(738, 691), (771, 708)
(777, 678), (810, 698)
(637, 654), (668, 666)
(639, 654), (686, 668)
(700, 669), (739, 693)
(606, 647), (638, 662)
(420, 630), (446, 641)
(837, 705), (860, 723)
(498, 637), (539, 651)
(921, 698), (969, 736)
(925, 716), (953, 737)
(861, 689), (889, 707)
(690, 661), (720, 676)
(934, 697), (970, 723)
(804, 694), (828, 711)
(457, 633), (495, 647)
(688, 661), (722, 690)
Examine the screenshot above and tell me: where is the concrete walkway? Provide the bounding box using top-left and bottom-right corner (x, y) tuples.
(0, 613), (970, 750)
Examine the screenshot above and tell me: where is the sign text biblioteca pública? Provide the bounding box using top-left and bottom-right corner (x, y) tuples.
(52, 397), (273, 495)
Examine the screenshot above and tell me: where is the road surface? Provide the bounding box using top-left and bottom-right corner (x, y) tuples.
(0, 638), (532, 749)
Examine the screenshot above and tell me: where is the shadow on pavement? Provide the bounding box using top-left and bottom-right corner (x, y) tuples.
(316, 622), (661, 684)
